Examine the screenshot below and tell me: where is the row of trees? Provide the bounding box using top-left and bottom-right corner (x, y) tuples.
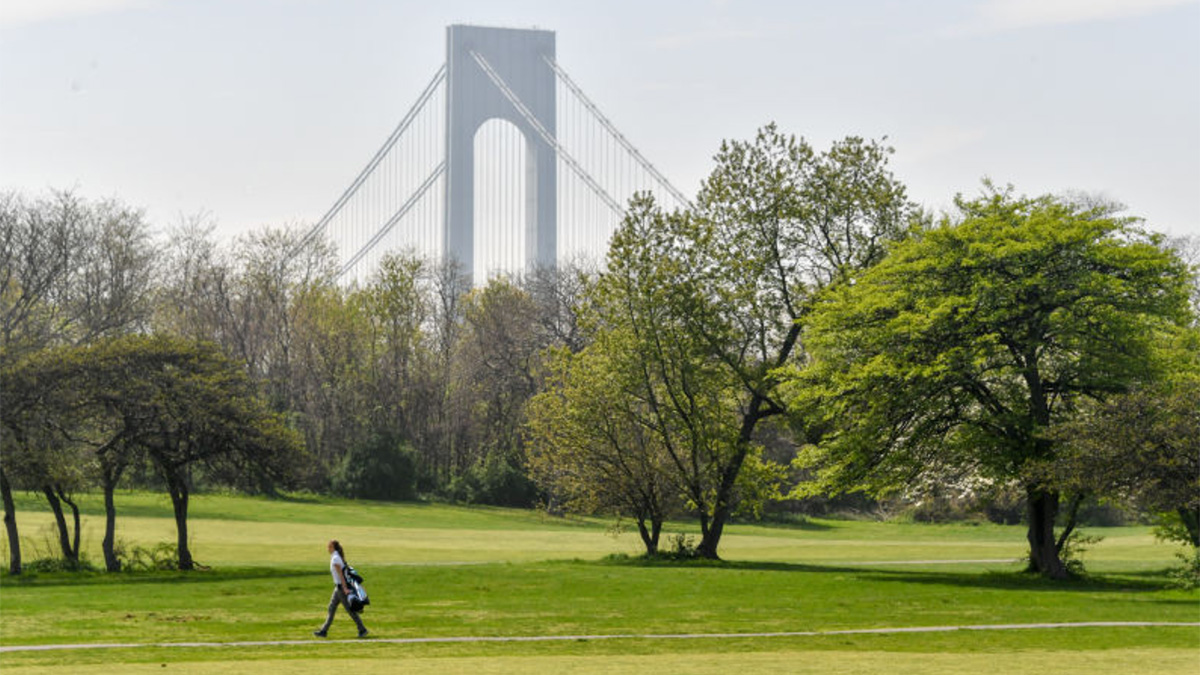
(3, 125), (1197, 579)
(1, 189), (593, 571)
(525, 129), (1199, 579)
(2, 336), (300, 572)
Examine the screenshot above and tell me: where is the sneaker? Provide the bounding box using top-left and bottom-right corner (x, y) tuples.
(312, 630), (327, 637)
(357, 628), (369, 638)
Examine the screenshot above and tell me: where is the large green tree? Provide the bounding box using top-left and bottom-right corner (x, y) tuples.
(2, 335), (305, 571)
(1048, 325), (1200, 549)
(3, 343), (130, 570)
(596, 126), (913, 558)
(792, 186), (1193, 578)
(527, 335), (681, 555)
(0, 377), (91, 568)
(361, 253), (429, 442)
(115, 336), (304, 570)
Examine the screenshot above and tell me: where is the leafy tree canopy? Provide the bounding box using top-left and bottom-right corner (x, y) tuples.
(789, 184), (1193, 577)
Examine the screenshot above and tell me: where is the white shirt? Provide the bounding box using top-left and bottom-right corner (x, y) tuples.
(330, 551), (346, 587)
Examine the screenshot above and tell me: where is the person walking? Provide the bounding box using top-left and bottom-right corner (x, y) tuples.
(313, 540), (369, 638)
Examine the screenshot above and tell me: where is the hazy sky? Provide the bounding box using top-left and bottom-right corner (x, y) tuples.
(2, 0), (1197, 242)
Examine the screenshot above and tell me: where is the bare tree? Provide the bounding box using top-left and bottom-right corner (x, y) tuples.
(0, 190), (86, 354)
(231, 226), (338, 410)
(522, 257), (597, 354)
(1, 190), (153, 572)
(69, 199), (157, 342)
(421, 258), (471, 481)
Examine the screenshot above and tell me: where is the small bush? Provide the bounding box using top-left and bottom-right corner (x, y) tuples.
(1059, 531), (1103, 577)
(659, 533), (699, 560)
(116, 540), (180, 571)
(1167, 549), (1200, 590)
(1154, 510), (1198, 549)
(24, 556), (98, 573)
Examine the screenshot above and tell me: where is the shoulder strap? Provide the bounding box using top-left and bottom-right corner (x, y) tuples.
(336, 557), (349, 586)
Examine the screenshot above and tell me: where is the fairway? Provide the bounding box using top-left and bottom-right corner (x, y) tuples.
(1, 492), (1197, 673)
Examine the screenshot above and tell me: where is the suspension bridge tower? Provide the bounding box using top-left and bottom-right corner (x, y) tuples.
(445, 25), (557, 279)
(302, 24), (690, 285)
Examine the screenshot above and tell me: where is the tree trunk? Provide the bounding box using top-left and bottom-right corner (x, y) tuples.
(635, 517), (654, 555)
(695, 449), (743, 560)
(1, 467), (21, 575)
(635, 516), (662, 555)
(696, 401), (771, 559)
(1055, 492), (1085, 554)
(58, 489), (81, 562)
(695, 323), (796, 560)
(99, 454), (128, 572)
(696, 503), (727, 560)
(166, 474), (194, 571)
(41, 485), (78, 564)
(1178, 507), (1200, 549)
(102, 475), (120, 572)
(1026, 486), (1068, 579)
(1020, 356), (1068, 579)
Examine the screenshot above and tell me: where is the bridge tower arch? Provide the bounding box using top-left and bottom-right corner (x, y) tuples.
(445, 24), (556, 280)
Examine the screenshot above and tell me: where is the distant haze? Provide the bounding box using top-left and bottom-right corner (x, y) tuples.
(1, 0), (1197, 242)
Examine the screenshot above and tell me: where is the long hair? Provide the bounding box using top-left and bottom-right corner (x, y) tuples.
(330, 540), (345, 559)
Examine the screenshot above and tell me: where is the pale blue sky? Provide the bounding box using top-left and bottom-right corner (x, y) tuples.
(1, 0), (1197, 240)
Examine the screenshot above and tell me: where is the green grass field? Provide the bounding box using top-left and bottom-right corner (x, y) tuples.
(1, 492), (1197, 673)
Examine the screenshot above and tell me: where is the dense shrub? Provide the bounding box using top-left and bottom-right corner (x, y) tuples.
(330, 433), (418, 501)
(1072, 499), (1138, 527)
(763, 492), (880, 519)
(975, 486), (1025, 525)
(448, 452), (538, 507)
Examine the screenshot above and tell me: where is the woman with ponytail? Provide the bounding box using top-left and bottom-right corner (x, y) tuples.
(313, 540), (369, 638)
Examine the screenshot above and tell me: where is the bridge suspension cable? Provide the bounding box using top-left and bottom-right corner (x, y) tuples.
(294, 64), (447, 259)
(338, 161), (445, 278)
(469, 50), (624, 216)
(542, 55), (692, 209)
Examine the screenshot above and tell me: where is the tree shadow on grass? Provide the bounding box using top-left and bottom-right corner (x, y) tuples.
(598, 556), (1190, 598)
(848, 566), (1188, 596)
(0, 567), (323, 588)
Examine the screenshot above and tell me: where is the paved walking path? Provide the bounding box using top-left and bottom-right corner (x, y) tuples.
(3, 622), (1196, 653)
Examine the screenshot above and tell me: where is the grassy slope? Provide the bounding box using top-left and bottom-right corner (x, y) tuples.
(0, 491), (1175, 567)
(0, 492), (1196, 673)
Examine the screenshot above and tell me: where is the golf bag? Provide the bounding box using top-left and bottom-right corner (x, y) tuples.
(344, 565), (370, 612)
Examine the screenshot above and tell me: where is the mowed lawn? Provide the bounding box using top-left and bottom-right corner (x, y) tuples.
(1, 492), (1197, 674)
